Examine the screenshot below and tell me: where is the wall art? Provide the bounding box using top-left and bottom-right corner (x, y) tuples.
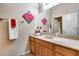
(22, 11), (34, 24)
(42, 18), (47, 25)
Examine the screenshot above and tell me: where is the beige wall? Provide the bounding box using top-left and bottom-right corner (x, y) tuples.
(51, 3), (79, 17)
(0, 3), (38, 56)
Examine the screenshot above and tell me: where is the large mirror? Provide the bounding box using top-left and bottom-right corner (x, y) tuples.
(38, 3), (79, 37)
(52, 12), (79, 36)
(51, 3), (79, 36)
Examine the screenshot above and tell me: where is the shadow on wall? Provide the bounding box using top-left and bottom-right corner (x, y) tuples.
(25, 38), (30, 52)
(0, 21), (16, 56)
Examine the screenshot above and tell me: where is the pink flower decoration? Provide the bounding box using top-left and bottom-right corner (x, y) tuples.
(22, 12), (34, 23)
(42, 18), (47, 25)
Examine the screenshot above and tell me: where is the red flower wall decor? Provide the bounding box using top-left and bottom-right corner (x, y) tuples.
(42, 18), (47, 25)
(22, 11), (34, 24)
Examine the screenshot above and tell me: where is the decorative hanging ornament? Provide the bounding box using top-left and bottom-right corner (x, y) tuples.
(22, 11), (34, 24)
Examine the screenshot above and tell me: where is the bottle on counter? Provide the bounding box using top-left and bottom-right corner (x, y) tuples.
(35, 26), (41, 36)
(49, 25), (51, 34)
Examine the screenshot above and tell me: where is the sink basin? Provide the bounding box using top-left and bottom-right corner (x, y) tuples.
(45, 36), (53, 39)
(41, 35), (53, 39)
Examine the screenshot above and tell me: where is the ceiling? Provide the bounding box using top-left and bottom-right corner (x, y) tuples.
(38, 3), (60, 13)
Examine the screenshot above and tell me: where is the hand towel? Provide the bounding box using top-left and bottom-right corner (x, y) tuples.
(11, 19), (16, 28)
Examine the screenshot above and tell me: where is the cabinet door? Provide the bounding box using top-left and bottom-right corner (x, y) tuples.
(35, 44), (42, 56)
(55, 45), (76, 56)
(76, 51), (79, 56)
(30, 36), (35, 55)
(41, 46), (53, 56)
(30, 41), (35, 55)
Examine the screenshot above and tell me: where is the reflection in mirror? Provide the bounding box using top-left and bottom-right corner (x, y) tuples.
(52, 11), (79, 36)
(53, 16), (62, 34)
(37, 3), (79, 39)
(62, 12), (78, 36)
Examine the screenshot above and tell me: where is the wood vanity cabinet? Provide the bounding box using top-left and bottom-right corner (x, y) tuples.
(41, 46), (53, 56)
(29, 36), (79, 56)
(35, 43), (42, 56)
(55, 52), (63, 56)
(35, 38), (54, 56)
(54, 44), (77, 56)
(29, 36), (35, 55)
(76, 51), (79, 56)
(35, 39), (42, 56)
(40, 40), (54, 56)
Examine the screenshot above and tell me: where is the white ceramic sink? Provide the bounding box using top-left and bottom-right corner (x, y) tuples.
(41, 35), (53, 39)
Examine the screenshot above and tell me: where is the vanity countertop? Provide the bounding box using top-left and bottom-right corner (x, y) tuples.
(30, 34), (79, 51)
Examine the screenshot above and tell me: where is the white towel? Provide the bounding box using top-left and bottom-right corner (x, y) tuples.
(9, 19), (18, 40)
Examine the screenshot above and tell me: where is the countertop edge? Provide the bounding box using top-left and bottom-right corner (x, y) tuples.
(29, 34), (79, 51)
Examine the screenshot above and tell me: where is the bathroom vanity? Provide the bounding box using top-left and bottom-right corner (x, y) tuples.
(29, 34), (79, 56)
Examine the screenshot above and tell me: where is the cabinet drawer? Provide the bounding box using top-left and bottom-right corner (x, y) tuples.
(55, 45), (76, 56)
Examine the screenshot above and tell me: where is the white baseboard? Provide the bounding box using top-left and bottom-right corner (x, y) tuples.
(20, 50), (30, 56)
(25, 50), (30, 54)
